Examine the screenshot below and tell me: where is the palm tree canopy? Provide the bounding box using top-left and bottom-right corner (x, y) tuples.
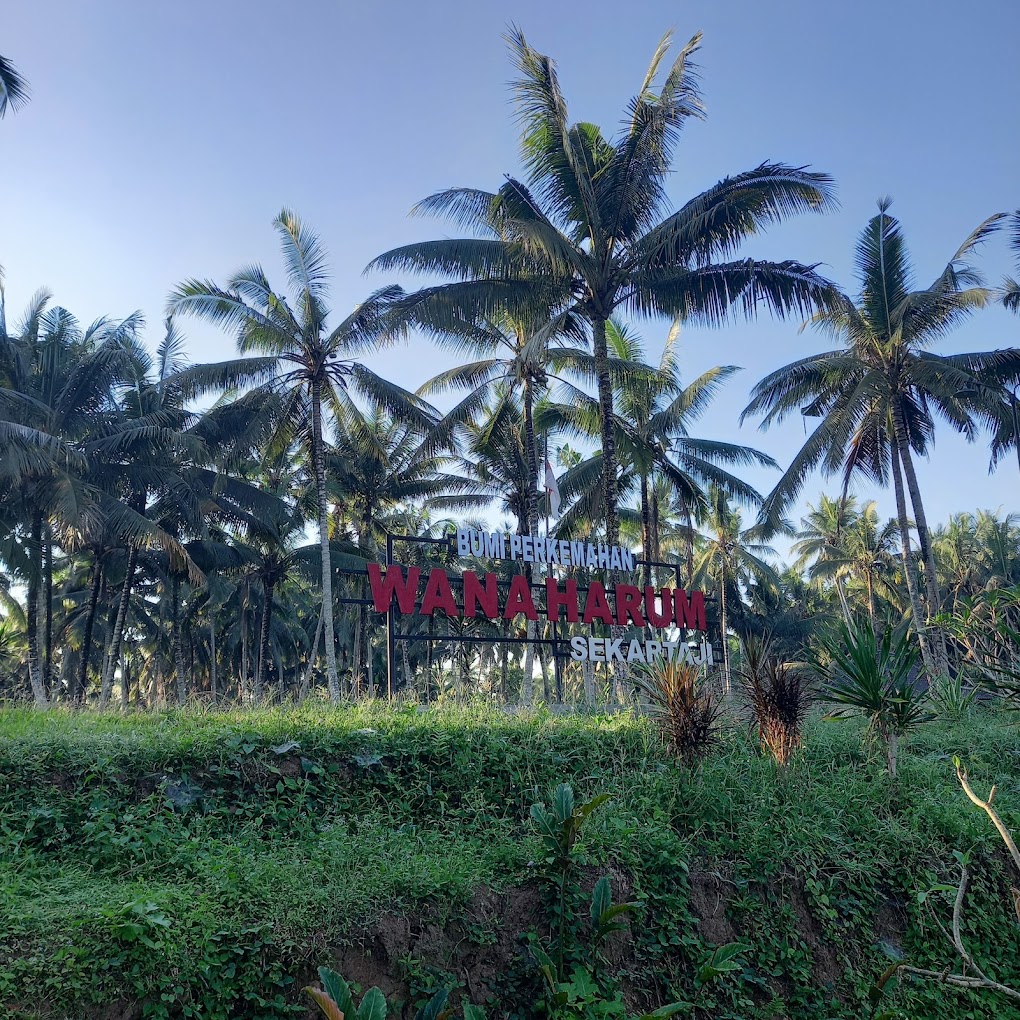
(743, 200), (1020, 532)
(0, 55), (29, 118)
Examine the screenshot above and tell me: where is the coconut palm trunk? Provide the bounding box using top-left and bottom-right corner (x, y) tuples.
(172, 576), (188, 706)
(640, 473), (651, 588)
(254, 579), (274, 701)
(720, 558), (730, 694)
(25, 514), (47, 707)
(76, 558), (103, 703)
(890, 443), (934, 674)
(896, 436), (950, 675)
(100, 545), (137, 707)
(310, 377), (342, 701)
(592, 317), (620, 547)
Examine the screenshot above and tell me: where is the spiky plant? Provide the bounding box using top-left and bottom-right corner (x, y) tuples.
(633, 658), (720, 765)
(738, 635), (811, 766)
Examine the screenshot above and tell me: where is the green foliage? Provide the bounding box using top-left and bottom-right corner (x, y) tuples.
(2, 705), (1020, 1018)
(304, 966), (486, 1020)
(928, 672), (979, 720)
(817, 619), (933, 776)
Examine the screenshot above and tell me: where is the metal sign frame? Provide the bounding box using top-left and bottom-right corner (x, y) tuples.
(334, 530), (711, 699)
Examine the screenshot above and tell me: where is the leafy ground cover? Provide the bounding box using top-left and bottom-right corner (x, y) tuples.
(1, 704), (1019, 1019)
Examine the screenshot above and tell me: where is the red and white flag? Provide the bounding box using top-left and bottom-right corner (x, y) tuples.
(544, 460), (561, 517)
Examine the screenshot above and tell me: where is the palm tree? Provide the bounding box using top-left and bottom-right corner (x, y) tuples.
(0, 294), (193, 705)
(743, 200), (1017, 677)
(328, 406), (487, 695)
(544, 319), (776, 584)
(0, 55), (29, 119)
(791, 495), (857, 624)
(1003, 211), (1020, 314)
(169, 210), (428, 701)
(370, 28), (836, 548)
(693, 485), (780, 691)
(407, 303), (581, 542)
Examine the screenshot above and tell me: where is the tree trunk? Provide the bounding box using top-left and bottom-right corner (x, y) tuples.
(240, 593), (249, 703)
(121, 652), (131, 708)
(890, 443), (935, 675)
(172, 576), (188, 706)
(834, 576), (853, 627)
(897, 437), (949, 676)
(209, 611), (218, 704)
(100, 545), (137, 707)
(25, 512), (48, 707)
(76, 558), (103, 704)
(299, 605), (324, 702)
(522, 374), (540, 542)
(591, 316), (620, 546)
(310, 376), (341, 701)
(254, 578), (274, 701)
(885, 730), (899, 779)
(866, 571), (876, 636)
(720, 559), (730, 695)
(640, 472), (651, 588)
(43, 523), (53, 694)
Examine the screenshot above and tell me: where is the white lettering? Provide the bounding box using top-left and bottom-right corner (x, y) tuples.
(586, 544), (598, 568)
(569, 636), (587, 661)
(521, 535), (534, 562)
(621, 548), (635, 572)
(626, 639), (644, 663)
(457, 528), (471, 558)
(509, 534), (523, 559)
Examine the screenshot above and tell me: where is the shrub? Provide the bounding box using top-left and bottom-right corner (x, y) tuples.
(631, 659), (720, 765)
(815, 619), (932, 778)
(738, 635), (812, 765)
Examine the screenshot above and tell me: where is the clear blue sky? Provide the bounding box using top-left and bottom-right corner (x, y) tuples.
(3, 0), (1018, 542)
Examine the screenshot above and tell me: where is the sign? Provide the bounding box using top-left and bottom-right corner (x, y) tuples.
(368, 563), (705, 628)
(455, 527), (636, 571)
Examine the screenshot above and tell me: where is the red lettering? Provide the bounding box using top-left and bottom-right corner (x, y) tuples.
(545, 578), (579, 622)
(367, 563), (420, 614)
(644, 586), (673, 627)
(674, 589), (707, 630)
(503, 574), (538, 621)
(420, 568), (459, 617)
(582, 582), (615, 625)
(615, 584), (646, 626)
(463, 571), (499, 619)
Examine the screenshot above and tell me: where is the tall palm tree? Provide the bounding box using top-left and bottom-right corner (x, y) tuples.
(743, 200), (1017, 676)
(406, 303), (581, 542)
(692, 485), (780, 691)
(169, 210), (428, 701)
(544, 319), (776, 582)
(370, 28), (837, 548)
(0, 55), (29, 119)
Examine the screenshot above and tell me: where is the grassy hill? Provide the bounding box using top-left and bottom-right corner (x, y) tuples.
(1, 704), (1018, 1019)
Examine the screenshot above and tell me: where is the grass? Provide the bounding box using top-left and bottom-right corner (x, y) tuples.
(1, 702), (1019, 1018)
